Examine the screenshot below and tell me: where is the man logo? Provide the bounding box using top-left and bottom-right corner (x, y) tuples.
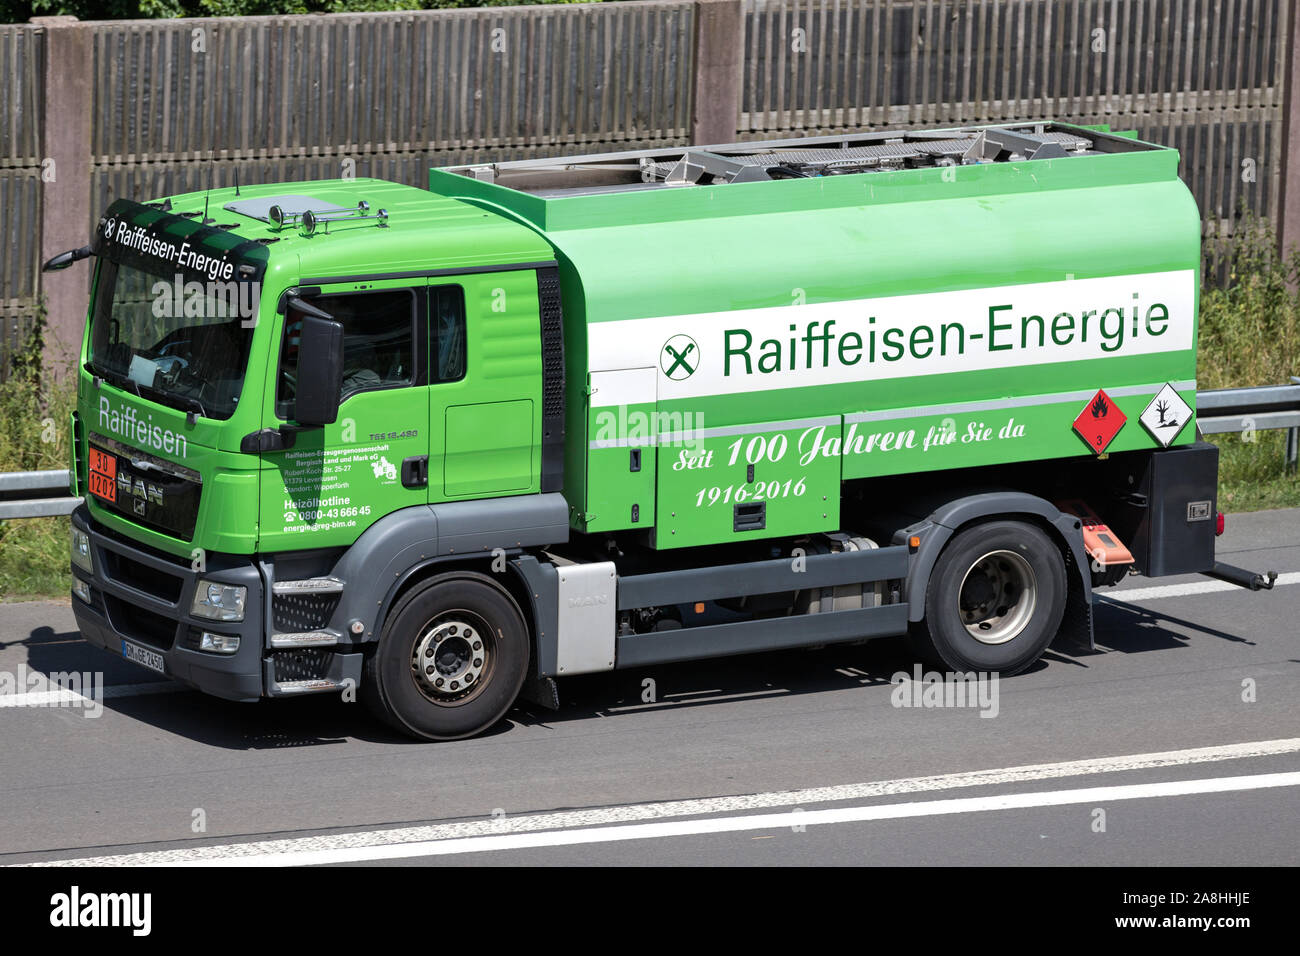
(661, 334), (699, 380)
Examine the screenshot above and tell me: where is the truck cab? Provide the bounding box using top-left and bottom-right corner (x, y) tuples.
(69, 180), (567, 722)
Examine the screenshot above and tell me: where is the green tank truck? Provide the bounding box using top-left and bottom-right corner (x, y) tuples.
(47, 122), (1273, 739)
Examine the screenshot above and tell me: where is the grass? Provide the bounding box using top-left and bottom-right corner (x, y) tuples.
(0, 314), (76, 602)
(1, 220), (1297, 600)
(1199, 214), (1300, 512)
(1198, 216), (1300, 391)
(1211, 430), (1298, 513)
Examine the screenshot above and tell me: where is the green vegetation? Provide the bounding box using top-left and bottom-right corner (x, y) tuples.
(1199, 215), (1300, 390)
(1199, 214), (1300, 512)
(0, 310), (75, 601)
(1213, 429), (1297, 512)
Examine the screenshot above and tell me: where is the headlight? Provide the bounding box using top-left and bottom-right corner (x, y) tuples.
(70, 527), (93, 573)
(191, 581), (247, 622)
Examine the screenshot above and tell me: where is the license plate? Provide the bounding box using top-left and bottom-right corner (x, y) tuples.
(88, 447), (117, 503)
(121, 639), (165, 675)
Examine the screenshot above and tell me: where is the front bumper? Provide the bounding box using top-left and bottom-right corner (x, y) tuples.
(69, 505), (265, 701)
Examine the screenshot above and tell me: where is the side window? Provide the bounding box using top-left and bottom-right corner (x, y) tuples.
(277, 288), (416, 416)
(431, 285), (466, 384)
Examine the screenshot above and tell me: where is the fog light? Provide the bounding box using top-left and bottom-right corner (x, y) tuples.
(72, 579), (92, 603)
(191, 580), (247, 622)
(198, 632), (240, 655)
(70, 527), (93, 573)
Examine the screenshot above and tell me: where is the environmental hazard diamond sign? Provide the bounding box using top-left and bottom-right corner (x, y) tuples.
(1072, 388), (1127, 454)
(1139, 383), (1193, 447)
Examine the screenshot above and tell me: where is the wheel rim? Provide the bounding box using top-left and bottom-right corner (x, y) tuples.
(956, 549), (1037, 645)
(410, 611), (494, 705)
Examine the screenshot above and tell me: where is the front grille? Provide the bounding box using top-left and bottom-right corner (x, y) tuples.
(87, 436), (202, 541)
(272, 649), (333, 682)
(101, 549), (184, 603)
(272, 592), (340, 632)
(94, 519), (193, 569)
(103, 594), (178, 650)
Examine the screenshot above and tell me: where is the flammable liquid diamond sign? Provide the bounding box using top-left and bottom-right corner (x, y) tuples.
(1072, 389), (1127, 454)
(1139, 383), (1193, 447)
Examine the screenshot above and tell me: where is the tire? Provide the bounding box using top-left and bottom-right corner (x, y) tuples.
(910, 520), (1066, 675)
(363, 572), (529, 741)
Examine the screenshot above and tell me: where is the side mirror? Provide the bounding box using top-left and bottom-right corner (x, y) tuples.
(42, 245), (94, 272)
(294, 312), (343, 426)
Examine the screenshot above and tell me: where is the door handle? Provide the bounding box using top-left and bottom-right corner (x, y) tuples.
(401, 455), (429, 488)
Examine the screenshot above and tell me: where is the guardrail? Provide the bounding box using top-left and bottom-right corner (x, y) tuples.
(1, 383), (1296, 521)
(1196, 379), (1300, 472)
(0, 469), (80, 520)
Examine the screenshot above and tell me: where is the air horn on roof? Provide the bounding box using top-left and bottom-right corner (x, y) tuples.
(268, 201), (389, 234)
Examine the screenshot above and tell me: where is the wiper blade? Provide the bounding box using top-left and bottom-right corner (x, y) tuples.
(86, 359), (211, 420)
(85, 360), (140, 397)
(177, 395), (206, 419)
(134, 379), (202, 418)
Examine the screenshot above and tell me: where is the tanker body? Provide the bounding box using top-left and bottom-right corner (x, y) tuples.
(434, 122), (1201, 550)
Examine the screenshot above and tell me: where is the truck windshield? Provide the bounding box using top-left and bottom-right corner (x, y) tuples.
(88, 260), (257, 420)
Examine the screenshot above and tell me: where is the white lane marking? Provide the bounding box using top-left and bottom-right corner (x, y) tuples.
(1104, 571), (1300, 603)
(0, 681), (182, 708)
(213, 772), (1300, 865)
(20, 737), (1300, 867)
(92, 772), (1300, 866)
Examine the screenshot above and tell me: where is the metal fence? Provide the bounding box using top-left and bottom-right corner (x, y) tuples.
(0, 22), (44, 364)
(741, 0), (1291, 238)
(2, 0), (1298, 370)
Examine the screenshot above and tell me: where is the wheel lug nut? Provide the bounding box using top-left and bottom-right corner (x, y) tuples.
(473, 658), (482, 667)
(450, 681), (459, 690)
(435, 678), (444, 687)
(472, 641), (481, 651)
(425, 665), (434, 675)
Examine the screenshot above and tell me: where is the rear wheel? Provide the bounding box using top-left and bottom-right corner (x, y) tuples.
(911, 520), (1066, 675)
(364, 572), (529, 740)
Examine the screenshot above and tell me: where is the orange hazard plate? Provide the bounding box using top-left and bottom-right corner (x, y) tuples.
(88, 447), (117, 503)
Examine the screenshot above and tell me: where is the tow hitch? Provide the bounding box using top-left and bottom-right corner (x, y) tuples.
(1203, 563), (1278, 591)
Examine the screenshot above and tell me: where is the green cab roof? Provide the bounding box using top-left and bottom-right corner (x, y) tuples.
(145, 177), (554, 281)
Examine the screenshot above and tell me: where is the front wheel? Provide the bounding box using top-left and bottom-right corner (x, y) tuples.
(364, 572), (529, 740)
(911, 520), (1067, 675)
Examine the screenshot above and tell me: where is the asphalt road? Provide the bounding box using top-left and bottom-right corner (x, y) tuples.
(0, 508), (1297, 867)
